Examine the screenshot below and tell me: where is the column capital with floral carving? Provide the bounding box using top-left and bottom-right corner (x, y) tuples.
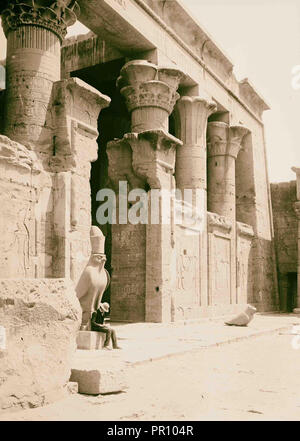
(125, 130), (182, 189)
(174, 95), (217, 145)
(207, 122), (250, 159)
(50, 77), (111, 176)
(117, 60), (185, 132)
(0, 0), (79, 42)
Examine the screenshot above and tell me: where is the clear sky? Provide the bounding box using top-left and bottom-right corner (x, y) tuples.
(0, 0), (299, 183)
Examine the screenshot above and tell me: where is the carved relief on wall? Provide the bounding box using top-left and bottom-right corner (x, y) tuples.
(175, 226), (200, 308)
(0, 181), (36, 278)
(209, 234), (231, 306)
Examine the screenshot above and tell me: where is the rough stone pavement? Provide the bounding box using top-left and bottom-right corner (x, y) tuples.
(1, 313), (300, 421)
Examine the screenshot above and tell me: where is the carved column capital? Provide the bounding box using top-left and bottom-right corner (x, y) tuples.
(117, 60), (185, 132)
(50, 77), (111, 175)
(106, 137), (145, 192)
(207, 122), (249, 159)
(228, 125), (250, 159)
(121, 81), (179, 114)
(125, 130), (182, 189)
(174, 95), (217, 145)
(1, 0), (79, 42)
(207, 121), (228, 157)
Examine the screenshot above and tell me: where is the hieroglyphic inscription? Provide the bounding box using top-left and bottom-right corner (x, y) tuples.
(213, 235), (231, 305)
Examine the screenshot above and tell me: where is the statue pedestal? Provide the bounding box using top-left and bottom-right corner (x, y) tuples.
(76, 331), (105, 350)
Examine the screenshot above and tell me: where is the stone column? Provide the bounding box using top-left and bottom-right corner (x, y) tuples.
(1, 1), (78, 150)
(50, 78), (110, 282)
(292, 167), (300, 312)
(108, 60), (184, 322)
(207, 122), (250, 221)
(174, 95), (217, 308)
(174, 96), (217, 197)
(207, 122), (249, 308)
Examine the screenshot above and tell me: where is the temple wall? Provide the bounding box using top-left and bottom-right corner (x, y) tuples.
(271, 181), (298, 310)
(61, 32), (123, 79)
(0, 136), (54, 279)
(173, 223), (201, 320)
(110, 223), (146, 322)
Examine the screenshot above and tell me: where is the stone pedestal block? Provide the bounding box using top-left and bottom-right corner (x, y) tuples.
(76, 331), (106, 350)
(70, 357), (127, 395)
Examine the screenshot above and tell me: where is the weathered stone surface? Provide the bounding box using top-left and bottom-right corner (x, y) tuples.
(0, 278), (81, 412)
(66, 382), (79, 395)
(61, 32), (123, 79)
(70, 355), (127, 395)
(77, 331), (105, 350)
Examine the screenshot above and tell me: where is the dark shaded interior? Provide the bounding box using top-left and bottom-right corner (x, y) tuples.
(287, 272), (297, 312)
(72, 58), (131, 303)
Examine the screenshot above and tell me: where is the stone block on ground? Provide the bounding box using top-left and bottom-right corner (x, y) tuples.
(77, 330), (105, 350)
(0, 278), (81, 412)
(70, 352), (127, 395)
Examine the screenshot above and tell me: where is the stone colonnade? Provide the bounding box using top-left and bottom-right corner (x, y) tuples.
(107, 59), (254, 321)
(0, 1), (255, 322)
(108, 60), (184, 322)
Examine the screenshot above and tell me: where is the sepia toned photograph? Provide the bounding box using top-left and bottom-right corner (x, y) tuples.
(0, 0), (299, 425)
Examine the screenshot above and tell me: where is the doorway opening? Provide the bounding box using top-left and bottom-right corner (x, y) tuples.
(72, 58), (131, 303)
(287, 272), (297, 312)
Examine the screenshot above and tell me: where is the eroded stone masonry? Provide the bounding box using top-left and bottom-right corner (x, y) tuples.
(0, 0), (297, 411)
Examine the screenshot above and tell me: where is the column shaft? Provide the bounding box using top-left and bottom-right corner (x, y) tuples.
(5, 26), (60, 145)
(174, 96), (216, 309)
(207, 122), (249, 222)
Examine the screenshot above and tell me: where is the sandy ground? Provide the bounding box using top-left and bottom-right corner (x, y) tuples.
(1, 330), (300, 421)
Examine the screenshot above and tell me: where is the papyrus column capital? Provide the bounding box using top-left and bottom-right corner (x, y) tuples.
(207, 122), (250, 159)
(174, 95), (217, 145)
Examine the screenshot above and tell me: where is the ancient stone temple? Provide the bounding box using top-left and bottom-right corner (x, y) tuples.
(0, 0), (280, 410)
